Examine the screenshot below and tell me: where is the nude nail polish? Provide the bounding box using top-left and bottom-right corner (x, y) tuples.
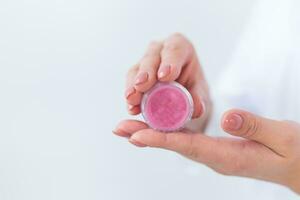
(128, 104), (135, 110)
(125, 87), (135, 99)
(223, 113), (243, 131)
(158, 65), (171, 79)
(135, 72), (148, 85)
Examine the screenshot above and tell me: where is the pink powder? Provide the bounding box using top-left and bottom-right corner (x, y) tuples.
(141, 82), (193, 132)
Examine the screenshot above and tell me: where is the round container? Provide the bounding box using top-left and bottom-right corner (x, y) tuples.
(141, 82), (194, 132)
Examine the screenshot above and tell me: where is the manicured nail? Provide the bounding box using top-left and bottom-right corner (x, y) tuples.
(128, 104), (135, 110)
(112, 129), (131, 138)
(125, 87), (135, 99)
(135, 72), (148, 85)
(192, 99), (206, 118)
(158, 65), (171, 79)
(223, 113), (243, 131)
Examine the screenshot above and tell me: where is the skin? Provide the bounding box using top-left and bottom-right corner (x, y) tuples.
(114, 33), (300, 194)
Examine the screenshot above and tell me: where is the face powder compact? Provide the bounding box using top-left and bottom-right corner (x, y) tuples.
(141, 82), (194, 132)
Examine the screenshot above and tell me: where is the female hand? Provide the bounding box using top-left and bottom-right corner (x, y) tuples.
(114, 33), (300, 194)
(121, 33), (211, 133)
(115, 108), (300, 194)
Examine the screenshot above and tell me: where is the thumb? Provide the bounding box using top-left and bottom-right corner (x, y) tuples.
(221, 109), (300, 156)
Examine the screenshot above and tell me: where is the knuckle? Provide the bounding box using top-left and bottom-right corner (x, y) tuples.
(164, 33), (193, 55)
(243, 116), (262, 138)
(143, 52), (153, 59)
(142, 53), (155, 60)
(170, 32), (191, 45)
(147, 40), (162, 50)
(143, 41), (162, 58)
(164, 42), (182, 53)
(181, 135), (199, 158)
(170, 32), (185, 40)
(127, 64), (139, 75)
(280, 120), (300, 146)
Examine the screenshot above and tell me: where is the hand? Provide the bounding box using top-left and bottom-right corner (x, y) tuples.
(115, 109), (300, 194)
(123, 33), (212, 132)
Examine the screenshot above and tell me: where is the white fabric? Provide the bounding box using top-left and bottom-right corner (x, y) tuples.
(206, 0), (300, 198)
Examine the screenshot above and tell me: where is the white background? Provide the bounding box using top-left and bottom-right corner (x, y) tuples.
(1, 0), (292, 199)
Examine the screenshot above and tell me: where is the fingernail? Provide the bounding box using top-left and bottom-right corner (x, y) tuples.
(135, 72), (148, 85)
(125, 87), (135, 99)
(223, 113), (243, 131)
(158, 65), (171, 79)
(193, 99), (206, 118)
(128, 104), (135, 110)
(112, 129), (131, 138)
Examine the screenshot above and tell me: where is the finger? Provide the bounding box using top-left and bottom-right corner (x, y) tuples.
(158, 33), (193, 81)
(130, 130), (218, 162)
(221, 109), (300, 156)
(134, 41), (163, 92)
(189, 82), (206, 118)
(125, 65), (143, 107)
(113, 120), (148, 138)
(129, 129), (279, 176)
